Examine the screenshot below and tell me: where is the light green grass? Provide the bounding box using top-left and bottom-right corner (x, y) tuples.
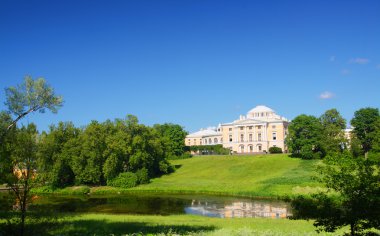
(49, 213), (345, 235)
(128, 154), (321, 198)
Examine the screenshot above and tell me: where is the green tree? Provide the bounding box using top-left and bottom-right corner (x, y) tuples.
(0, 112), (16, 184)
(319, 109), (347, 154)
(4, 76), (63, 131)
(292, 152), (380, 235)
(71, 120), (112, 185)
(7, 124), (39, 236)
(154, 123), (188, 158)
(1, 77), (63, 235)
(350, 107), (380, 158)
(286, 114), (325, 159)
(37, 122), (80, 188)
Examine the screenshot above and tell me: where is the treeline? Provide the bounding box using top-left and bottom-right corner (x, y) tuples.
(1, 113), (188, 189)
(189, 144), (231, 155)
(286, 108), (380, 159)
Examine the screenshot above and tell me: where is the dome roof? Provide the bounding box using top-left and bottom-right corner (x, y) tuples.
(247, 105), (274, 114)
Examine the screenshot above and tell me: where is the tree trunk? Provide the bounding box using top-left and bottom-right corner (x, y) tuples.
(7, 106), (38, 131)
(20, 181), (28, 236)
(350, 222), (355, 236)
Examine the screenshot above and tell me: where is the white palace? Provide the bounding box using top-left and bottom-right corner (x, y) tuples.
(185, 105), (289, 154)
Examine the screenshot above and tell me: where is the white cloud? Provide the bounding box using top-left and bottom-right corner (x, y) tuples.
(349, 58), (370, 64)
(319, 91), (335, 99)
(330, 56), (335, 62)
(341, 69), (350, 75)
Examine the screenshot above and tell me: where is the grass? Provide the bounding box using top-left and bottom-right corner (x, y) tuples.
(32, 154), (322, 198)
(129, 154), (321, 198)
(46, 213), (344, 236)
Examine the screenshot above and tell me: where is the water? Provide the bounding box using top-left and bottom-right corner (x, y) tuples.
(28, 194), (292, 218)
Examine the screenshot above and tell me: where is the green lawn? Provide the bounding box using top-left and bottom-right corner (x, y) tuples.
(48, 213), (344, 236)
(129, 154), (321, 198)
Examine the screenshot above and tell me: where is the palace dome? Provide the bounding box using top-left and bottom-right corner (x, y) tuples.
(247, 105), (274, 114)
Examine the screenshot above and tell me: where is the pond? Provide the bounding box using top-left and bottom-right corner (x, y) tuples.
(27, 193), (292, 219)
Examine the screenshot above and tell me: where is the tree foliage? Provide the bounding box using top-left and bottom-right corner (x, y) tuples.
(319, 109), (347, 154)
(286, 114), (325, 159)
(292, 152), (380, 235)
(189, 144), (230, 155)
(153, 123), (188, 158)
(37, 115), (176, 188)
(350, 107), (380, 157)
(4, 76), (63, 131)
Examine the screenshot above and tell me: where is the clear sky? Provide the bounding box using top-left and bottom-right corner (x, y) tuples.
(1, 0), (379, 132)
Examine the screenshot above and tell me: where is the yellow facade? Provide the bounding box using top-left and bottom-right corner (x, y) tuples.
(185, 105), (289, 154)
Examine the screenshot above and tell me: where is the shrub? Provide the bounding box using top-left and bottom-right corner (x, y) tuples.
(107, 172), (138, 188)
(269, 146), (283, 154)
(136, 168), (150, 184)
(167, 152), (192, 160)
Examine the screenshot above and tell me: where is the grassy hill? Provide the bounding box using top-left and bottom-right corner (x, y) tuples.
(130, 154), (321, 197)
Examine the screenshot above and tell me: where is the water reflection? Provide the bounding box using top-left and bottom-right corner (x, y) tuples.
(186, 199), (291, 218)
(24, 194), (292, 219)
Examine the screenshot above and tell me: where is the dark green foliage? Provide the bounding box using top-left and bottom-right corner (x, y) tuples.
(268, 146), (282, 154)
(37, 122), (79, 188)
(286, 114), (325, 159)
(136, 168), (150, 184)
(108, 172), (138, 188)
(351, 107), (380, 156)
(0, 112), (15, 184)
(291, 152), (380, 235)
(190, 145), (230, 155)
(167, 152), (192, 160)
(36, 115), (176, 188)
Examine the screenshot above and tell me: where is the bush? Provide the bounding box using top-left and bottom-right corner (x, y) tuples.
(136, 168), (150, 184)
(107, 172), (138, 188)
(167, 152), (192, 160)
(269, 146), (283, 154)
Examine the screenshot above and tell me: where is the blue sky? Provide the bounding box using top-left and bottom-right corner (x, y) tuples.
(1, 0), (379, 132)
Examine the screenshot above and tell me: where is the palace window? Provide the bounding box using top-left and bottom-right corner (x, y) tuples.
(272, 132), (277, 140)
(240, 127), (244, 130)
(258, 133), (262, 141)
(248, 126), (252, 130)
(229, 135), (232, 142)
(229, 128), (232, 131)
(205, 139), (207, 144)
(257, 126), (261, 129)
(240, 134), (244, 142)
(214, 138), (218, 144)
(249, 134), (252, 142)
(209, 138), (212, 144)
(272, 125), (276, 129)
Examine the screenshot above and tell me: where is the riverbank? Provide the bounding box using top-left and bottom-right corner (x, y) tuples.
(32, 154), (322, 198)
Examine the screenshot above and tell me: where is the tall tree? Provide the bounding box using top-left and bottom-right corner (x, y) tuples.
(286, 114), (325, 159)
(4, 76), (63, 131)
(350, 107), (380, 158)
(319, 109), (347, 153)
